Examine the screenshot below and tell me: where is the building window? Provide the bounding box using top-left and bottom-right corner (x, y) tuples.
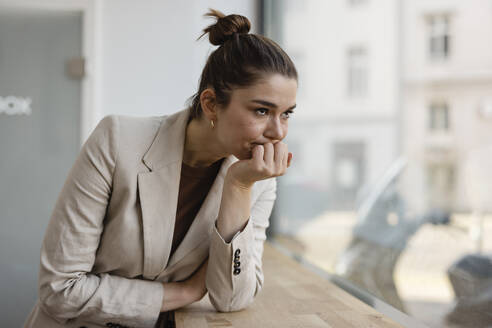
(347, 46), (368, 98)
(428, 164), (454, 189)
(428, 15), (450, 59)
(427, 163), (455, 208)
(429, 102), (450, 132)
(331, 141), (366, 209)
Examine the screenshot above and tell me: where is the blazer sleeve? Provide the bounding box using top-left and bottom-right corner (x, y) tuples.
(37, 116), (164, 328)
(205, 177), (276, 312)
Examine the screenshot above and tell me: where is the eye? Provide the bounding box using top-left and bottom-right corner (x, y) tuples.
(255, 108), (269, 116)
(282, 110), (294, 119)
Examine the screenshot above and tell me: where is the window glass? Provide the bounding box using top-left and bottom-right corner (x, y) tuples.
(347, 47), (369, 98)
(429, 102), (450, 131)
(265, 1), (492, 327)
(429, 15), (450, 59)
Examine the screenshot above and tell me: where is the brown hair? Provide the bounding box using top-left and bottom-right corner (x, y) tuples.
(188, 9), (298, 120)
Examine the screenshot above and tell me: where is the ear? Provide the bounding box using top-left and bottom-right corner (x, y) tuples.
(200, 88), (218, 121)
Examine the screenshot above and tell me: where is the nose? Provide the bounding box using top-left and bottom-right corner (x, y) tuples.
(264, 116), (285, 142)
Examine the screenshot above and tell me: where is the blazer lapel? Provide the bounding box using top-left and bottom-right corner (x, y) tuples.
(137, 108), (189, 279)
(165, 155), (236, 269)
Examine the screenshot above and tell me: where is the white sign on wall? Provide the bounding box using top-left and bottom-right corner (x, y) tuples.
(0, 96), (32, 115)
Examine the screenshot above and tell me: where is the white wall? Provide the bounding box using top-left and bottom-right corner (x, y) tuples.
(98, 0), (258, 120)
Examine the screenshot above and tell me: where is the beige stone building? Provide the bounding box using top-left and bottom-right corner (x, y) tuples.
(274, 0), (400, 218)
(266, 0), (492, 223)
(400, 0), (492, 213)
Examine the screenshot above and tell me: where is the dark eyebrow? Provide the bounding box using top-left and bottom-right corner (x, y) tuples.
(251, 99), (296, 111)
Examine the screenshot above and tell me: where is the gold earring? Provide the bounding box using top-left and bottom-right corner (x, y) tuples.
(210, 120), (215, 129)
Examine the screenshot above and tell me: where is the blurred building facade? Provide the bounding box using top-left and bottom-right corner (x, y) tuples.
(279, 0), (400, 214)
(277, 0), (492, 216)
(400, 0), (492, 213)
(267, 2), (492, 327)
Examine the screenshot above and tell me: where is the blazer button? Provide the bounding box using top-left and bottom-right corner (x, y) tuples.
(234, 261), (240, 268)
(234, 255), (240, 261)
(234, 249), (241, 256)
(234, 268), (241, 275)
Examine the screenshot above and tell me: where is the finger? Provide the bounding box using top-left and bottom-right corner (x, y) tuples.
(263, 142), (274, 167)
(287, 152), (293, 168)
(282, 148), (288, 169)
(273, 142), (285, 164)
(252, 144), (264, 166)
(275, 142), (287, 171)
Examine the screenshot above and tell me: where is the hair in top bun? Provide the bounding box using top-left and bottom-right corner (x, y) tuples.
(200, 9), (251, 46)
(189, 9), (297, 120)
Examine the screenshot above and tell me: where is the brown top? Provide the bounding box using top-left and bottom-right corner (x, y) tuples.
(170, 158), (224, 258)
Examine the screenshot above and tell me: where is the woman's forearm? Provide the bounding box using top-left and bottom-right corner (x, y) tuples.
(161, 259), (208, 312)
(160, 281), (192, 312)
(216, 175), (252, 243)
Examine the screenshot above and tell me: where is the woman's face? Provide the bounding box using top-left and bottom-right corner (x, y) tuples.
(215, 73), (297, 160)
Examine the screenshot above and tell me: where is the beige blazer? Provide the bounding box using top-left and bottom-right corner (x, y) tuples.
(23, 108), (276, 328)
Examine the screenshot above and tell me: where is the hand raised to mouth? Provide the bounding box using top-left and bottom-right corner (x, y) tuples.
(226, 141), (292, 189)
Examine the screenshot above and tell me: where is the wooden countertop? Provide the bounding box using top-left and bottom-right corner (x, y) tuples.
(175, 243), (404, 328)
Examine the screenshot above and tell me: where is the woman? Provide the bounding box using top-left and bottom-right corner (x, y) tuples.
(24, 9), (297, 328)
